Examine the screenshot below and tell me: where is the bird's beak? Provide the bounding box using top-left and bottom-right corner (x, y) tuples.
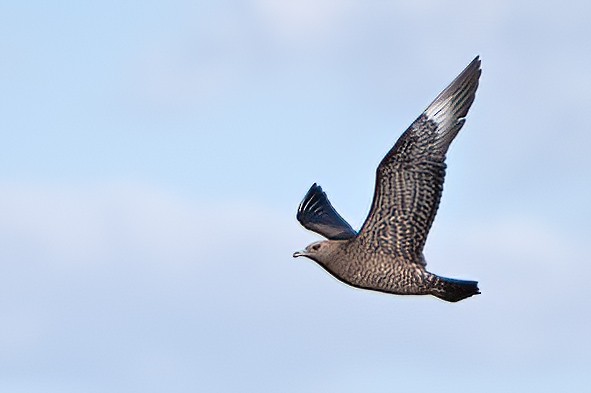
(293, 250), (306, 258)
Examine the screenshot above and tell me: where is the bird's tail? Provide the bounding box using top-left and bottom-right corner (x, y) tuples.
(430, 275), (480, 302)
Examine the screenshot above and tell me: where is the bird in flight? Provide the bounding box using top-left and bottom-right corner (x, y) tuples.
(294, 57), (481, 302)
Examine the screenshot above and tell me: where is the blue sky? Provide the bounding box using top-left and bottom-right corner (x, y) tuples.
(1, 1), (590, 392)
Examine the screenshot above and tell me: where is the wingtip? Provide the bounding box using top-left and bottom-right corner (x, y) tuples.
(422, 56), (482, 139)
(295, 182), (357, 240)
(297, 182), (323, 217)
(462, 55), (482, 77)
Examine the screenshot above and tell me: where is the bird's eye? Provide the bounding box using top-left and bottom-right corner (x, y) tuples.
(311, 244), (321, 251)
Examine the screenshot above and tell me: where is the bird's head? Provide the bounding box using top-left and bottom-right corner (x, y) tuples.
(293, 240), (336, 266)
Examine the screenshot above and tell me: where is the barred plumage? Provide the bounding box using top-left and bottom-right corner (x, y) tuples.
(294, 57), (482, 302)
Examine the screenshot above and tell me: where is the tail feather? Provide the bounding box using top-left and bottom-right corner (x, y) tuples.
(431, 275), (480, 302)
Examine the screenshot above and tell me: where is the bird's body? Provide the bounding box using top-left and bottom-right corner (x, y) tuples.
(313, 239), (432, 296)
(294, 57), (482, 302)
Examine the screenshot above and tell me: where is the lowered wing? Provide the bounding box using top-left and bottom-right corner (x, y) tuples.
(296, 183), (357, 240)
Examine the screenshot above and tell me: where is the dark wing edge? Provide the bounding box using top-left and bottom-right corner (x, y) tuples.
(379, 56), (481, 170)
(296, 183), (357, 240)
(358, 57), (482, 260)
(422, 55), (481, 153)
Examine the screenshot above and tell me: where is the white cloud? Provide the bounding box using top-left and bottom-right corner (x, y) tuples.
(0, 182), (297, 269)
(252, 0), (352, 45)
(0, 182), (589, 391)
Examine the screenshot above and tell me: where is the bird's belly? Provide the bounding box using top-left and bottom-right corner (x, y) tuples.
(342, 260), (429, 295)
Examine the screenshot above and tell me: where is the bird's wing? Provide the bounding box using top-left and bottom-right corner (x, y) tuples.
(297, 183), (357, 240)
(357, 57), (481, 261)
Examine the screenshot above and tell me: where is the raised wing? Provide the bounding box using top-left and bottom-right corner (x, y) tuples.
(297, 183), (357, 240)
(358, 57), (481, 261)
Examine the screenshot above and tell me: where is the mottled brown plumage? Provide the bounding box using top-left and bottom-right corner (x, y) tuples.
(294, 57), (482, 302)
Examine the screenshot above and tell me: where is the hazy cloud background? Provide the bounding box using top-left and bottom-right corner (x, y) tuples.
(1, 1), (590, 392)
